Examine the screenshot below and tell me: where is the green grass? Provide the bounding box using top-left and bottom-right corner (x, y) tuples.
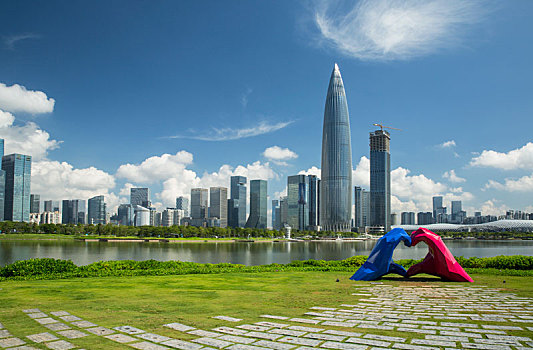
(0, 233), (75, 240)
(1, 271), (532, 349)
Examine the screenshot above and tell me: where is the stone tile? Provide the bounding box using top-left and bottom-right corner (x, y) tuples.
(0, 330), (11, 338)
(0, 322), (3, 329)
(161, 339), (203, 350)
(163, 322), (196, 332)
(57, 329), (88, 339)
(260, 315), (289, 320)
(114, 325), (146, 335)
(253, 340), (296, 350)
(0, 337), (25, 348)
(70, 320), (97, 328)
(218, 335), (257, 344)
(213, 327), (248, 336)
(440, 331), (482, 339)
(364, 334), (406, 343)
(277, 336), (322, 347)
(255, 322), (288, 328)
(27, 312), (48, 319)
(269, 329), (306, 337)
(35, 317), (58, 325)
(425, 335), (468, 342)
(346, 337), (390, 348)
(411, 339), (455, 347)
(188, 329), (222, 337)
(44, 323), (70, 331)
(323, 330), (362, 337)
(463, 328), (506, 335)
(59, 315), (81, 322)
(50, 311), (70, 317)
(287, 326), (323, 333)
(137, 333), (172, 343)
(226, 345), (270, 350)
(22, 309), (41, 313)
(486, 334), (532, 342)
(396, 328), (436, 335)
(213, 316), (243, 322)
(237, 325), (270, 332)
(392, 343), (439, 350)
(8, 346), (39, 350)
(441, 322), (478, 328)
(44, 340), (76, 350)
(192, 337), (234, 348)
(245, 331), (282, 340)
(86, 326), (115, 336)
(460, 343), (511, 350)
(130, 341), (170, 350)
(289, 318), (321, 325)
(481, 325), (523, 331)
(26, 333), (59, 343)
(319, 341), (367, 350)
(303, 333), (345, 342)
(105, 333), (138, 343)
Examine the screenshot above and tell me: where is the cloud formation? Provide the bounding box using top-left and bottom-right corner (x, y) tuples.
(470, 142), (533, 170)
(3, 33), (40, 50)
(443, 169), (466, 183)
(0, 83), (55, 114)
(439, 140), (457, 148)
(168, 120), (294, 141)
(484, 174), (533, 192)
(116, 151), (194, 183)
(263, 146), (298, 163)
(314, 0), (491, 61)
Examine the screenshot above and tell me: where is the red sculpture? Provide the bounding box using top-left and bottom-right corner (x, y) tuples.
(406, 228), (473, 282)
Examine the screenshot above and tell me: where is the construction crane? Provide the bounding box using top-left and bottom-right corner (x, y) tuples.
(373, 123), (402, 131)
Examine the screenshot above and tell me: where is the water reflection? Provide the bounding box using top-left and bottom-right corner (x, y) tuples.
(0, 240), (532, 266)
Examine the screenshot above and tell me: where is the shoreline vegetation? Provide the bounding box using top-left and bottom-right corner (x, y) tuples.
(1, 255), (532, 281)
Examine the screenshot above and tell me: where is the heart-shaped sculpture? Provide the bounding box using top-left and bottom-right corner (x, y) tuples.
(350, 228), (411, 281)
(406, 228), (473, 282)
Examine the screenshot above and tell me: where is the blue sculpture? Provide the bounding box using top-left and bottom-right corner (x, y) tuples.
(350, 228), (412, 281)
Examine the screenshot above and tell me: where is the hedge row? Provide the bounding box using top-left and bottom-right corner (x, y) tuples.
(1, 255), (532, 281)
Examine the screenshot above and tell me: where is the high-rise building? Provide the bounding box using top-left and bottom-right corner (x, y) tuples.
(62, 199), (83, 224)
(369, 129), (391, 232)
(2, 153), (32, 222)
(228, 176), (246, 228)
(391, 213), (399, 226)
(272, 200), (281, 230)
(280, 196), (288, 228)
(401, 212), (415, 225)
(209, 187), (228, 228)
(134, 205), (150, 226)
(30, 194), (40, 214)
(176, 196), (189, 217)
(131, 188), (150, 207)
(451, 200), (465, 224)
(0, 139), (3, 222)
(308, 175), (320, 228)
(87, 195), (106, 224)
(432, 196), (444, 223)
(245, 180), (267, 229)
(354, 186), (370, 229)
(118, 204), (135, 226)
(417, 212), (433, 225)
(287, 175), (309, 231)
(320, 64), (352, 232)
(191, 188), (208, 224)
(44, 200), (53, 212)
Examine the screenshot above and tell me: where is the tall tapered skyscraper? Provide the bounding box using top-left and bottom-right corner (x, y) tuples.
(320, 64), (353, 232)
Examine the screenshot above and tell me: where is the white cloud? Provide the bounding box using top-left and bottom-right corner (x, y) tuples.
(439, 140), (457, 148)
(0, 109), (60, 160)
(241, 87), (253, 109)
(3, 33), (40, 50)
(168, 120), (294, 141)
(116, 151), (194, 183)
(484, 174), (533, 192)
(0, 83), (55, 114)
(314, 0), (491, 61)
(298, 166), (321, 178)
(119, 183), (135, 197)
(352, 156), (370, 187)
(470, 142), (533, 170)
(480, 199), (508, 216)
(443, 169), (466, 183)
(263, 146), (298, 162)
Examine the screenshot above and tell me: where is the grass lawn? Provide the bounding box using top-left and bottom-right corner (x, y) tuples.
(0, 233), (75, 240)
(1, 271), (532, 349)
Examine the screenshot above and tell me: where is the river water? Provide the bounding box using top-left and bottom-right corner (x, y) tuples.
(1, 239), (532, 266)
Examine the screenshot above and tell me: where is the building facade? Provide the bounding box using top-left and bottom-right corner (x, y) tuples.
(209, 187), (228, 228)
(87, 195), (106, 224)
(176, 196), (189, 217)
(117, 204), (135, 226)
(2, 153), (32, 222)
(228, 176), (246, 228)
(320, 64), (353, 232)
(401, 212), (415, 225)
(30, 194), (40, 214)
(287, 175), (309, 231)
(354, 186), (370, 229)
(308, 175), (320, 228)
(245, 180), (267, 229)
(131, 188), (150, 207)
(272, 200), (281, 231)
(369, 130), (391, 231)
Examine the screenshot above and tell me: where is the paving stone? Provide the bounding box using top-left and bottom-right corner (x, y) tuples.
(22, 309), (41, 313)
(303, 333), (345, 342)
(115, 325), (146, 335)
(44, 340), (75, 350)
(364, 334), (406, 343)
(411, 339), (455, 347)
(33, 317), (60, 326)
(161, 339), (203, 350)
(86, 326), (115, 336)
(392, 343), (439, 350)
(481, 325), (522, 331)
(27, 312), (48, 319)
(70, 320), (97, 328)
(278, 336), (322, 347)
(460, 343), (511, 350)
(214, 327), (249, 336)
(396, 327), (436, 335)
(213, 316), (243, 322)
(192, 337), (234, 348)
(59, 315), (81, 322)
(440, 331), (482, 339)
(253, 340), (296, 350)
(463, 328), (506, 335)
(441, 322), (478, 328)
(346, 337), (390, 347)
(319, 341), (367, 350)
(0, 337), (25, 348)
(8, 346), (39, 350)
(0, 330), (11, 338)
(50, 311), (70, 317)
(226, 345), (270, 350)
(245, 331), (282, 340)
(356, 324), (394, 331)
(26, 333), (59, 343)
(56, 329), (88, 339)
(0, 322), (3, 329)
(130, 341), (170, 350)
(474, 339), (521, 346)
(269, 329), (306, 337)
(486, 334), (532, 342)
(237, 325), (270, 332)
(137, 333), (171, 343)
(323, 330), (362, 337)
(425, 335), (469, 342)
(44, 323), (71, 331)
(421, 326), (460, 332)
(218, 335), (257, 344)
(289, 318), (321, 324)
(260, 315), (289, 320)
(255, 322), (288, 328)
(287, 326), (323, 333)
(163, 322), (196, 332)
(321, 321), (352, 327)
(311, 307), (337, 311)
(105, 333), (138, 343)
(188, 330), (222, 337)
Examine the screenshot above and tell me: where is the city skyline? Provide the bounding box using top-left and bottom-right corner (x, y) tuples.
(1, 1), (533, 221)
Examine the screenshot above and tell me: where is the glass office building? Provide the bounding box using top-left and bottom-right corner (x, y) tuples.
(320, 64), (353, 232)
(245, 180), (267, 229)
(369, 130), (391, 231)
(228, 176), (247, 228)
(2, 154), (32, 222)
(176, 196), (189, 217)
(88, 195), (106, 224)
(287, 175), (309, 231)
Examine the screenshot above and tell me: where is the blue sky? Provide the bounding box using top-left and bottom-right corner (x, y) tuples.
(0, 0), (532, 221)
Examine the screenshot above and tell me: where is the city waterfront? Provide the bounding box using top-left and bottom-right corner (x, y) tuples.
(1, 239), (532, 267)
